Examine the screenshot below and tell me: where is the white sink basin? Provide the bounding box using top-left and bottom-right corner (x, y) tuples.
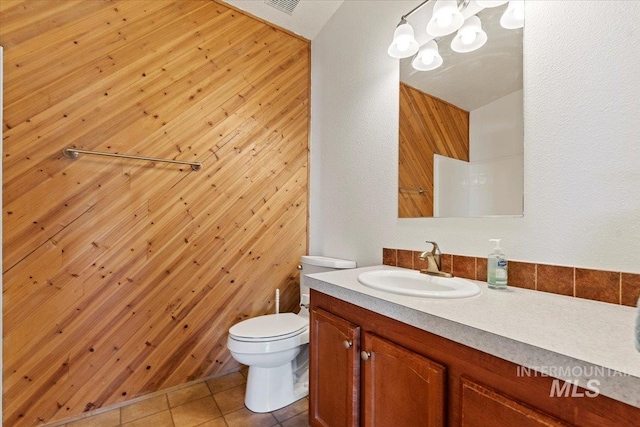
(357, 270), (481, 299)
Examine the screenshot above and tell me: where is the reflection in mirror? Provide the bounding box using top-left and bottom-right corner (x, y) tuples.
(396, 1), (524, 218)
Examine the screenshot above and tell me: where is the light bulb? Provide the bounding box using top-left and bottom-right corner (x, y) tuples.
(437, 13), (453, 28)
(421, 51), (436, 65)
(451, 16), (487, 53)
(412, 40), (442, 71)
(388, 21), (419, 58)
(396, 38), (410, 52)
(460, 29), (476, 45)
(427, 0), (464, 37)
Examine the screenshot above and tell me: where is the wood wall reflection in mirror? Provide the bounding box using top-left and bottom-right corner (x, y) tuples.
(398, 83), (469, 217)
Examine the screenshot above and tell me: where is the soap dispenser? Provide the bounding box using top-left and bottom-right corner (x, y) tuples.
(487, 239), (508, 289)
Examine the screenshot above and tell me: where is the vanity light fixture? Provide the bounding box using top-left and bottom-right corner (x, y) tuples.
(411, 40), (443, 71)
(426, 0), (465, 37)
(476, 0), (508, 7)
(388, 19), (420, 58)
(388, 0), (523, 72)
(500, 0), (524, 29)
(451, 16), (487, 53)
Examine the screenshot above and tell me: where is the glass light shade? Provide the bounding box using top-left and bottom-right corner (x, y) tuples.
(412, 40), (443, 71)
(451, 16), (488, 53)
(427, 0), (464, 37)
(388, 21), (419, 58)
(476, 0), (508, 7)
(500, 0), (524, 29)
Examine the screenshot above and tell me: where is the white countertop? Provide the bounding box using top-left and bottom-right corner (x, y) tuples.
(306, 265), (640, 408)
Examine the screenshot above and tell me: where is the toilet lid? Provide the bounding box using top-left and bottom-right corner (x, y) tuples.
(229, 313), (308, 341)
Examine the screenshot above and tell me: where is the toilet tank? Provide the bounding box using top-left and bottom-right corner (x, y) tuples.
(299, 256), (356, 305)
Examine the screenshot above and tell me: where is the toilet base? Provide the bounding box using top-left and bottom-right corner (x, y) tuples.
(244, 362), (309, 413)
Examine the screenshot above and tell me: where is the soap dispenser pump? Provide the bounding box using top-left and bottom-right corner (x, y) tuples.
(488, 239), (508, 289)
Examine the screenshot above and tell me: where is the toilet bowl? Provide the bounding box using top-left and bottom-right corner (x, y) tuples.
(227, 256), (356, 413)
(228, 312), (310, 412)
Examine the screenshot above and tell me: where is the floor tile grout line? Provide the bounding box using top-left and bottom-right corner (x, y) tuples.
(66, 370), (309, 427)
(54, 369), (241, 427)
(165, 393), (177, 427)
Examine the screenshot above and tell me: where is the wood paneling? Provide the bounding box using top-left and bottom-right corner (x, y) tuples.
(1, 1), (310, 425)
(398, 83), (469, 217)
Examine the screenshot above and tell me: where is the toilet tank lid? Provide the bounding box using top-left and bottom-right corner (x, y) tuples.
(301, 256), (356, 269)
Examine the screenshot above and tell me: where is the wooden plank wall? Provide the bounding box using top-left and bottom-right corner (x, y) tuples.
(1, 1), (310, 425)
(398, 83), (469, 217)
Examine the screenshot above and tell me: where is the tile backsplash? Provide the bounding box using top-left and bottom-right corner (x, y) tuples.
(382, 248), (640, 307)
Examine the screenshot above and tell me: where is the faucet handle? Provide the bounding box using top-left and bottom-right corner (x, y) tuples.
(424, 241), (441, 255)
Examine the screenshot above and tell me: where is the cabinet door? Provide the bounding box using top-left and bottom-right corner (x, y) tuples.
(310, 308), (360, 427)
(361, 333), (446, 427)
(460, 377), (568, 427)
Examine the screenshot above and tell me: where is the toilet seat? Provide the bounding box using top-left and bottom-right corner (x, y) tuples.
(229, 313), (308, 342)
(225, 255), (355, 413)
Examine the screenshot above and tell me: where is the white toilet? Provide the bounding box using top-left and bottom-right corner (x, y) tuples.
(227, 255), (356, 413)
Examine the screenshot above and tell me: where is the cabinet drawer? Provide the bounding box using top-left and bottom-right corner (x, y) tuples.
(460, 377), (568, 427)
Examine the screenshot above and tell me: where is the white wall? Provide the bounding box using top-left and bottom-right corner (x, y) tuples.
(310, 1), (640, 272)
(468, 154), (524, 217)
(435, 153), (524, 217)
(470, 89), (523, 162)
(468, 89), (524, 216)
(434, 155), (470, 217)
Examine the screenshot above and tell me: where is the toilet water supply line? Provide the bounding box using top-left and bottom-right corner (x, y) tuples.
(275, 289), (280, 314)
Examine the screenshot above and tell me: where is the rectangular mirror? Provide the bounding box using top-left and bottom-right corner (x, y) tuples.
(398, 1), (523, 218)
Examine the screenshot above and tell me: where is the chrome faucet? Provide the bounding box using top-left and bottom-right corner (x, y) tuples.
(419, 241), (453, 278)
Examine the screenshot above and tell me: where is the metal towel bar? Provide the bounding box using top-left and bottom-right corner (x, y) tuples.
(62, 147), (202, 171)
(398, 186), (426, 195)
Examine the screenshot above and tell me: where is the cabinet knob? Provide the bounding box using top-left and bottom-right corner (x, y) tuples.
(297, 264), (303, 270)
(361, 351), (371, 361)
(343, 340), (352, 349)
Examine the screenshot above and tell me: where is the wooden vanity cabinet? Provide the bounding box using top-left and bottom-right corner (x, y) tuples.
(309, 290), (640, 427)
(310, 308), (446, 427)
(310, 308), (361, 427)
(459, 377), (568, 427)
(362, 332), (445, 427)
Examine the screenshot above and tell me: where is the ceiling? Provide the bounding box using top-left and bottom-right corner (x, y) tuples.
(222, 0), (344, 40)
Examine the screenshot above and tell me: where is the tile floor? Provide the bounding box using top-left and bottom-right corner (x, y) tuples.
(62, 369), (309, 427)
